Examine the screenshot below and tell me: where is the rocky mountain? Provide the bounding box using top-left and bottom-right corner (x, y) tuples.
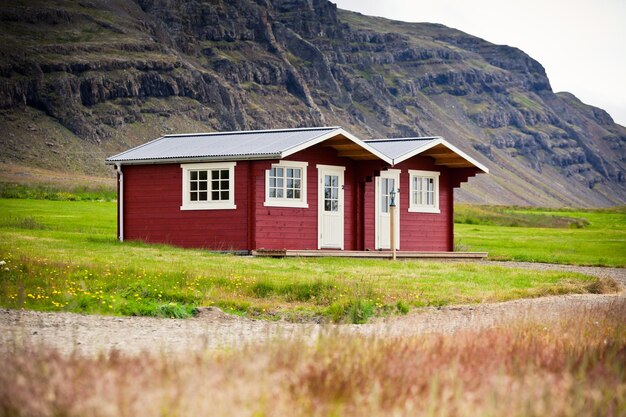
(1, 0), (625, 206)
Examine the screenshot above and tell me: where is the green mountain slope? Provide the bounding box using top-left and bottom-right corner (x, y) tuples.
(1, 0), (624, 206)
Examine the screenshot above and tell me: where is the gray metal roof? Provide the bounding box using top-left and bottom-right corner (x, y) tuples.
(105, 128), (486, 172)
(364, 137), (441, 160)
(106, 127), (342, 163)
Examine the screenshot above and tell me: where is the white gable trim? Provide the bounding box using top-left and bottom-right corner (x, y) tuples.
(281, 128), (393, 165)
(392, 138), (489, 173)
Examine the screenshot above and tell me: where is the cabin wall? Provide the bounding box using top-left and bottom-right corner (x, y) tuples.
(252, 144), (365, 251)
(119, 152), (475, 252)
(361, 156), (453, 252)
(363, 179), (376, 250)
(355, 160), (385, 251)
(398, 157), (453, 251)
(122, 163), (249, 250)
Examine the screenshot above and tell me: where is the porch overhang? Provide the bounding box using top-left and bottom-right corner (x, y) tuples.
(392, 139), (489, 173)
(283, 128), (393, 163)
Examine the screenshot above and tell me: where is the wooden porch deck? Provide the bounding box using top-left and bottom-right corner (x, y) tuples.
(252, 250), (488, 259)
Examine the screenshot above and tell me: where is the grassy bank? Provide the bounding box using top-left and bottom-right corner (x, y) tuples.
(0, 182), (116, 201)
(2, 300), (624, 416)
(455, 205), (626, 266)
(0, 199), (610, 322)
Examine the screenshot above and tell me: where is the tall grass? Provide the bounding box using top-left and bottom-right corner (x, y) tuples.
(1, 301), (624, 416)
(0, 182), (116, 201)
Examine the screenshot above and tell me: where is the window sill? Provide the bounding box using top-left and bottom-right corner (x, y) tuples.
(408, 207), (440, 214)
(180, 204), (237, 211)
(264, 200), (309, 208)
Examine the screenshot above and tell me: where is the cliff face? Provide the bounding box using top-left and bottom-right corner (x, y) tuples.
(1, 0), (625, 206)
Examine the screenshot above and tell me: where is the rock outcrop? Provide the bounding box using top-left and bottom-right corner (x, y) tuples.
(0, 0), (625, 206)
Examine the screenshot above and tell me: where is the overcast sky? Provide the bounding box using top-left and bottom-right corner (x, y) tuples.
(333, 0), (626, 127)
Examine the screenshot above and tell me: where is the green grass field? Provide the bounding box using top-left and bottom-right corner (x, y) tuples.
(455, 205), (626, 267)
(0, 196), (619, 322)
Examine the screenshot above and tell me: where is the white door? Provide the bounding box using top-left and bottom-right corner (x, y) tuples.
(318, 165), (345, 249)
(375, 169), (400, 250)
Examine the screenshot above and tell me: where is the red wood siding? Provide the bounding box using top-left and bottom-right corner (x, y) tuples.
(252, 144), (366, 251)
(122, 163), (249, 250)
(362, 175), (377, 251)
(355, 160), (387, 251)
(395, 157), (452, 251)
(118, 147), (478, 252)
(251, 156), (318, 250)
(359, 157), (454, 251)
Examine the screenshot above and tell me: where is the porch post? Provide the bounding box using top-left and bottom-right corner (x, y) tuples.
(389, 188), (397, 260)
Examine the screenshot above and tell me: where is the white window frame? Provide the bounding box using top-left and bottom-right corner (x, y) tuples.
(408, 170), (440, 213)
(180, 162), (237, 210)
(264, 160), (308, 208)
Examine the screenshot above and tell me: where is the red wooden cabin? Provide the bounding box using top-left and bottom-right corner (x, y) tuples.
(106, 127), (488, 253)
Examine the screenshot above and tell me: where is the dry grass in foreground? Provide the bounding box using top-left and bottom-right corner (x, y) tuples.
(1, 301), (625, 417)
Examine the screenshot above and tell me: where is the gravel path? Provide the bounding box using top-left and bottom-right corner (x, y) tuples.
(1, 262), (624, 356)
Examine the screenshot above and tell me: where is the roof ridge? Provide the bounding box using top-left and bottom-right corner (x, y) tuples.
(163, 126), (341, 138)
(365, 136), (441, 143)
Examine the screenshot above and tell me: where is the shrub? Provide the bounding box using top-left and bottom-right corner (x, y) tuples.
(156, 302), (196, 319)
(586, 277), (620, 294)
(328, 297), (375, 324)
(396, 300), (409, 314)
(251, 281), (274, 298)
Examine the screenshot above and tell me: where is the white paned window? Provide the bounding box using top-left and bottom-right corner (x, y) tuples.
(264, 161), (308, 208)
(408, 170), (440, 213)
(180, 162), (236, 210)
(380, 177), (395, 214)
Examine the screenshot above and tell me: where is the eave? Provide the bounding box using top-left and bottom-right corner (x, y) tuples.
(393, 138), (489, 173)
